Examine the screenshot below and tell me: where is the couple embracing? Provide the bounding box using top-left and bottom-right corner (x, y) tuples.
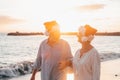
(30, 20), (100, 80)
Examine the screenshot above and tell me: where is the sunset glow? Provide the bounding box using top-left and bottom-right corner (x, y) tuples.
(67, 73), (74, 80)
(0, 0), (120, 33)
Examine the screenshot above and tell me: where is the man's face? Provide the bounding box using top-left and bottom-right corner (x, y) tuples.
(49, 30), (60, 42)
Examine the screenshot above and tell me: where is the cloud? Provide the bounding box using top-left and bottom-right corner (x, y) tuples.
(93, 17), (111, 21)
(76, 4), (105, 11)
(0, 16), (25, 26)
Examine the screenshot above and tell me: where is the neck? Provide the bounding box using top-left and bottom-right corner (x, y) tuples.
(81, 42), (91, 49)
(47, 38), (59, 46)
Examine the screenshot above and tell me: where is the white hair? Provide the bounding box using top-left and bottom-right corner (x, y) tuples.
(78, 26), (94, 42)
(44, 25), (60, 36)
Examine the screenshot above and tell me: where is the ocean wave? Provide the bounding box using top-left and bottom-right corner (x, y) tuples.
(0, 53), (120, 79)
(0, 61), (33, 79)
(100, 53), (120, 62)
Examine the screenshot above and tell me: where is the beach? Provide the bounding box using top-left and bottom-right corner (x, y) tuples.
(0, 35), (120, 80)
(8, 58), (120, 80)
(100, 59), (120, 80)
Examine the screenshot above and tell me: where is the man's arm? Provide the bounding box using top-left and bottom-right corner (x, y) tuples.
(30, 69), (38, 80)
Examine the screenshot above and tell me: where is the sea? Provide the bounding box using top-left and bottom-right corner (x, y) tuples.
(0, 33), (120, 79)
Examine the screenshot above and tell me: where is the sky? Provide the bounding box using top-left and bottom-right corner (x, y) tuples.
(0, 0), (120, 33)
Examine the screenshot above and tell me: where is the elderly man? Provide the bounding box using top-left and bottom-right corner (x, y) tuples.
(30, 20), (73, 80)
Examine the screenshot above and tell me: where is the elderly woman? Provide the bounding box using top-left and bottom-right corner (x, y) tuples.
(73, 24), (101, 80)
(30, 20), (73, 80)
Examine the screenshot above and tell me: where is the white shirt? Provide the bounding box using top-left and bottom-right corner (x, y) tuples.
(73, 48), (100, 80)
(33, 39), (73, 80)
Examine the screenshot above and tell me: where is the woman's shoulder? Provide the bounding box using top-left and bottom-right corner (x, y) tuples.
(74, 49), (80, 56)
(92, 48), (99, 53)
(91, 47), (100, 56)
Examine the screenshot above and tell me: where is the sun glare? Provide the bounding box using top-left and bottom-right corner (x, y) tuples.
(67, 73), (74, 80)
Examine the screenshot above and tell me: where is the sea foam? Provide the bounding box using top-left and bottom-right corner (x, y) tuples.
(0, 61), (33, 79)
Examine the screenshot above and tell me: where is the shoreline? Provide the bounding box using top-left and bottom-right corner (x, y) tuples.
(7, 32), (120, 36)
(5, 58), (120, 80)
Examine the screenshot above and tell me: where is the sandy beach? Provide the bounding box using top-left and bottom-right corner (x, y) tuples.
(8, 58), (120, 80)
(100, 59), (120, 80)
